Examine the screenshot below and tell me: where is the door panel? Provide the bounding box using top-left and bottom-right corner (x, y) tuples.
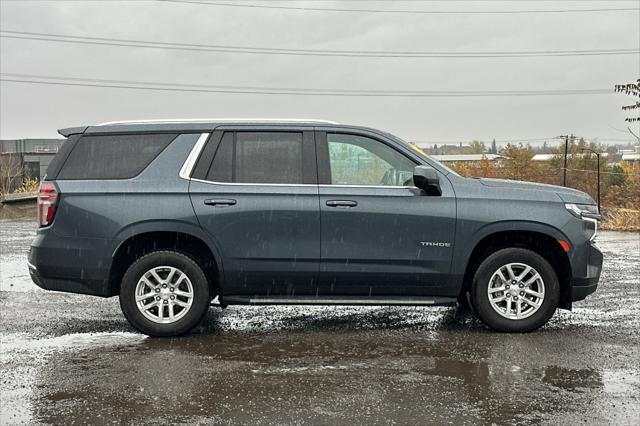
(191, 183), (320, 296)
(189, 129), (320, 296)
(319, 186), (456, 296)
(316, 131), (456, 296)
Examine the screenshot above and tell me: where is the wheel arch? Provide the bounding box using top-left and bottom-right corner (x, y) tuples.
(108, 221), (224, 296)
(457, 221), (573, 310)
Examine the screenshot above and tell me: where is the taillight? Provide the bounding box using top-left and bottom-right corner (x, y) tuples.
(38, 182), (59, 227)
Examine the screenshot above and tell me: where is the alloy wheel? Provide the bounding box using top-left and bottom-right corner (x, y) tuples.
(487, 262), (546, 320)
(135, 266), (194, 324)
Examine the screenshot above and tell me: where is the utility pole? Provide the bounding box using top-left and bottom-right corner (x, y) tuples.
(579, 147), (602, 212)
(563, 135), (568, 186)
(561, 133), (574, 187)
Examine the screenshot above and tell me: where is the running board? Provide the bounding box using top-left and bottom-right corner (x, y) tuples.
(220, 295), (458, 306)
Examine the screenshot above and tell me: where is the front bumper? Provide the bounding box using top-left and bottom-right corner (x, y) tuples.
(570, 242), (603, 302)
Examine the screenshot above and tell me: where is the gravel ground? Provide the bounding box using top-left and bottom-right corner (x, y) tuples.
(1, 220), (639, 425)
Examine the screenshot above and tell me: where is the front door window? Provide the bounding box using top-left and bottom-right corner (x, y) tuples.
(327, 133), (416, 186)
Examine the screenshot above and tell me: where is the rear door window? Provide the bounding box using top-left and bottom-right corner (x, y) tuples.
(205, 131), (309, 184)
(57, 133), (177, 179)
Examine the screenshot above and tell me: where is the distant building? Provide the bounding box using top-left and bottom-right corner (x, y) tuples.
(532, 154), (557, 162)
(621, 146), (640, 163)
(532, 153), (609, 162)
(431, 154), (505, 162)
(0, 139), (65, 191)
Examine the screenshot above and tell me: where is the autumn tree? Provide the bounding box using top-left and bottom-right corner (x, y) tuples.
(467, 140), (486, 154)
(499, 144), (542, 181)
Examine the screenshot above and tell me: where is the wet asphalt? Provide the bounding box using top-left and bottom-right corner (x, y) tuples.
(1, 220), (639, 425)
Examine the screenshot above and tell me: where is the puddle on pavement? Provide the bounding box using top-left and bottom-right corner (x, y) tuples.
(3, 327), (637, 425)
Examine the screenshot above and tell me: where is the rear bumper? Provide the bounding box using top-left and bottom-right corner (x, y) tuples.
(28, 233), (115, 297)
(569, 242), (603, 302)
(28, 262), (111, 296)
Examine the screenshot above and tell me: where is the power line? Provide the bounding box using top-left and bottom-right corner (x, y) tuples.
(418, 137), (637, 144)
(418, 136), (639, 144)
(416, 137), (555, 144)
(159, 0), (639, 14)
(1, 31), (637, 58)
(2, 0), (636, 2)
(0, 73), (614, 97)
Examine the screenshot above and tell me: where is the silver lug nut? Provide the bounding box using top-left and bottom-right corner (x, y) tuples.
(155, 296), (161, 301)
(514, 296), (519, 301)
(506, 294), (511, 298)
(512, 280), (516, 284)
(520, 291), (524, 296)
(170, 287), (174, 292)
(163, 300), (168, 304)
(155, 288), (160, 293)
(519, 283), (524, 288)
(170, 295), (175, 300)
(162, 284), (167, 288)
(506, 285), (510, 290)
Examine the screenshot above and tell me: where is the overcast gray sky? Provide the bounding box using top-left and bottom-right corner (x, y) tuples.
(1, 0), (638, 145)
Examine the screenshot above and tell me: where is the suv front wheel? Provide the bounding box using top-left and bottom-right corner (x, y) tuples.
(471, 248), (559, 332)
(119, 251), (211, 336)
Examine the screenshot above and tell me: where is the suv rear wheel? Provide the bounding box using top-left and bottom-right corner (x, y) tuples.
(119, 251), (210, 336)
(471, 248), (559, 332)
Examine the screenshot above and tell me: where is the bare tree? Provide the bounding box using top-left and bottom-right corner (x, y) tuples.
(615, 79), (640, 142)
(0, 153), (25, 195)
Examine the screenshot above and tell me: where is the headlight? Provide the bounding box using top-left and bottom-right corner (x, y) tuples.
(565, 203), (600, 219)
(565, 203), (600, 241)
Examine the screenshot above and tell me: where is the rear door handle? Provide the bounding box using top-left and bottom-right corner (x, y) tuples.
(326, 200), (358, 208)
(204, 198), (237, 206)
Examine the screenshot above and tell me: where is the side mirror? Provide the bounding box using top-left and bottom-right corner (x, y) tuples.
(413, 165), (442, 196)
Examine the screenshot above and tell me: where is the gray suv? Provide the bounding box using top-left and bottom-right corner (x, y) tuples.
(28, 119), (603, 336)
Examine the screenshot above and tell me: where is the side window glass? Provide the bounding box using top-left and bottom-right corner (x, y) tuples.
(327, 133), (416, 186)
(57, 133), (176, 180)
(207, 132), (304, 184)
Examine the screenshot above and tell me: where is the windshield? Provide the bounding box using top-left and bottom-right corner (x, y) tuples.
(382, 131), (460, 176)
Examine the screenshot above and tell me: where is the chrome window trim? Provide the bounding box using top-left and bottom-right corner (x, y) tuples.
(190, 177), (316, 187)
(179, 133), (210, 180)
(188, 178), (416, 189)
(319, 184), (418, 189)
(180, 132), (418, 189)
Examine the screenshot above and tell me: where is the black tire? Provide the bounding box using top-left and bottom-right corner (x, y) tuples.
(119, 250), (210, 337)
(471, 248), (559, 332)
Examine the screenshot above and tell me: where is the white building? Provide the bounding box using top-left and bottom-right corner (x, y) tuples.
(621, 146), (640, 163)
(431, 154), (505, 162)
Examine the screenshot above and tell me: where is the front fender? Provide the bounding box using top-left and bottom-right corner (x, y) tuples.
(451, 220), (570, 277)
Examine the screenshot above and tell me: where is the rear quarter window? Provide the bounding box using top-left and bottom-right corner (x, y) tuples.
(57, 133), (177, 180)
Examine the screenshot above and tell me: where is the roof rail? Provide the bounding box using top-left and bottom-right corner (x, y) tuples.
(96, 118), (339, 126)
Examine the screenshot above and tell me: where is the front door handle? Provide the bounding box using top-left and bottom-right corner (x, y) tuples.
(326, 200), (358, 208)
(204, 198), (237, 207)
